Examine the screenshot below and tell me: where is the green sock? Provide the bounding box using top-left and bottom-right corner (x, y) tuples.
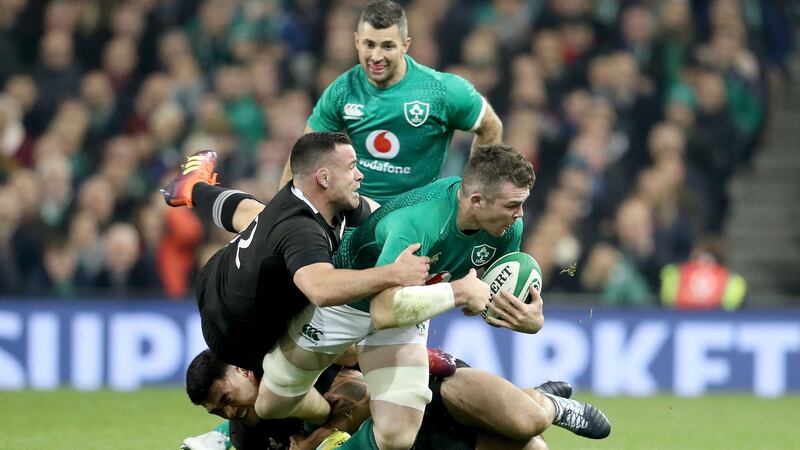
(212, 421), (232, 450)
(339, 417), (378, 450)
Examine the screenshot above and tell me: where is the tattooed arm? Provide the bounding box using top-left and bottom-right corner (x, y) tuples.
(290, 368), (372, 449)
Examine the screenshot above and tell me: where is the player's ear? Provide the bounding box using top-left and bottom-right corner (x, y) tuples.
(402, 36), (410, 53)
(353, 31), (359, 49)
(316, 167), (329, 188)
(469, 192), (484, 208)
(238, 367), (256, 382)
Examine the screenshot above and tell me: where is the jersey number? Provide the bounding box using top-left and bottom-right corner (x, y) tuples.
(234, 216), (258, 269)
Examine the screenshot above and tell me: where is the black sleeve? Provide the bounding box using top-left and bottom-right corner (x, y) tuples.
(344, 196), (372, 228)
(276, 217), (333, 276)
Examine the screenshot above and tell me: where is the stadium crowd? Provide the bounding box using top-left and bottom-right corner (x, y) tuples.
(0, 0), (794, 302)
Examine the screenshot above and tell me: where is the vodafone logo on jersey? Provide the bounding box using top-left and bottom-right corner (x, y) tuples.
(365, 130), (400, 159)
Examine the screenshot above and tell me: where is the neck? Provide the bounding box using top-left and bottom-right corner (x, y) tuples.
(292, 179), (336, 225)
(456, 188), (480, 232)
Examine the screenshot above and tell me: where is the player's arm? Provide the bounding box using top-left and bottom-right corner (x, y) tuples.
(367, 220), (491, 329)
(290, 368), (372, 449)
(293, 244), (429, 307)
(470, 99), (503, 152)
(442, 73), (503, 152)
(283, 216), (429, 307)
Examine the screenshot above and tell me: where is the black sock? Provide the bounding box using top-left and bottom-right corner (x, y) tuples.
(191, 183), (256, 233)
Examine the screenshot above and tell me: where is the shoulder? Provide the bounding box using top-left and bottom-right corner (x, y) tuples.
(320, 65), (362, 101)
(333, 64), (365, 89)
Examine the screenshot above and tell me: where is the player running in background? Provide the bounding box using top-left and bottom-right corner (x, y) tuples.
(280, 0), (504, 203)
(161, 132), (430, 425)
(182, 347), (603, 450)
(257, 145), (610, 450)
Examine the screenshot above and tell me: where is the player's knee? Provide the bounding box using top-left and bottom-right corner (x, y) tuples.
(506, 404), (550, 439)
(257, 347), (322, 419)
(372, 421), (420, 450)
(364, 367), (432, 411)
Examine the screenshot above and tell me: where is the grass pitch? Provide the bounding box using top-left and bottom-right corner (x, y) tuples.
(0, 390), (795, 449)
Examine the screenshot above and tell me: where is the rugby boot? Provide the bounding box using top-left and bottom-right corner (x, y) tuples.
(315, 431), (351, 450)
(534, 380), (573, 398)
(545, 393), (612, 439)
(180, 430), (228, 450)
(161, 150), (219, 208)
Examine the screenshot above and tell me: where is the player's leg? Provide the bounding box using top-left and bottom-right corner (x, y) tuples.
(255, 305), (373, 424)
(161, 150), (264, 232)
(439, 367), (555, 440)
(440, 367), (611, 440)
(475, 434), (548, 450)
(255, 333), (338, 424)
(347, 343), (430, 450)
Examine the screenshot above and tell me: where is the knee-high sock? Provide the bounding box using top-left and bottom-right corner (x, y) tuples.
(191, 183), (255, 233)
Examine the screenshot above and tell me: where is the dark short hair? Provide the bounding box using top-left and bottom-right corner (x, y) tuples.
(358, 0), (408, 40)
(186, 349), (228, 405)
(462, 144), (535, 200)
(290, 132), (353, 177)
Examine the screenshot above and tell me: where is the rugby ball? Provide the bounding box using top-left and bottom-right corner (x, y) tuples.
(480, 252), (542, 322)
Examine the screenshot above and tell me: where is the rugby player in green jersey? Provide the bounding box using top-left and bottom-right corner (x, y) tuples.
(258, 145), (610, 450)
(280, 0), (503, 204)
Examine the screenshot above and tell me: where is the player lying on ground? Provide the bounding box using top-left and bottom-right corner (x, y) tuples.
(182, 348), (609, 450)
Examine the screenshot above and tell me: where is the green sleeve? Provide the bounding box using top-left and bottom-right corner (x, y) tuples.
(374, 214), (422, 268)
(307, 79), (345, 131)
(442, 73), (486, 131)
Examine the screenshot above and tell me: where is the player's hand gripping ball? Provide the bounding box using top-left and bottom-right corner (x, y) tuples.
(480, 252), (542, 323)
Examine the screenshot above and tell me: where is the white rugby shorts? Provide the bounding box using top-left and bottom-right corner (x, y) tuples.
(287, 304), (430, 354)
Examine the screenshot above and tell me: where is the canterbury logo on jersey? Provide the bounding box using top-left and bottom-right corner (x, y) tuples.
(343, 103), (364, 120)
(301, 324), (324, 342)
(232, 216), (258, 269)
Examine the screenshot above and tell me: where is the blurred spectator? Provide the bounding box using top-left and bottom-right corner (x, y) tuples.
(42, 237), (78, 297)
(581, 242), (653, 306)
(29, 30), (81, 134)
(660, 238), (746, 310)
(93, 222), (161, 295)
(0, 0), (786, 299)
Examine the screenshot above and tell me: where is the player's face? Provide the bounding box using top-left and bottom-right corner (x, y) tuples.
(202, 367), (260, 426)
(328, 144), (363, 210)
(354, 23), (410, 87)
(477, 182), (529, 237)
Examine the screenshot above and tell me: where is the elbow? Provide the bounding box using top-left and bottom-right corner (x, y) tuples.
(369, 295), (396, 330)
(370, 307), (393, 330)
(307, 292), (334, 307)
(302, 285), (332, 307)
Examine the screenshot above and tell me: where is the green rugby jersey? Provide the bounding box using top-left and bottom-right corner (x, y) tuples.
(334, 177), (523, 312)
(308, 56), (486, 203)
